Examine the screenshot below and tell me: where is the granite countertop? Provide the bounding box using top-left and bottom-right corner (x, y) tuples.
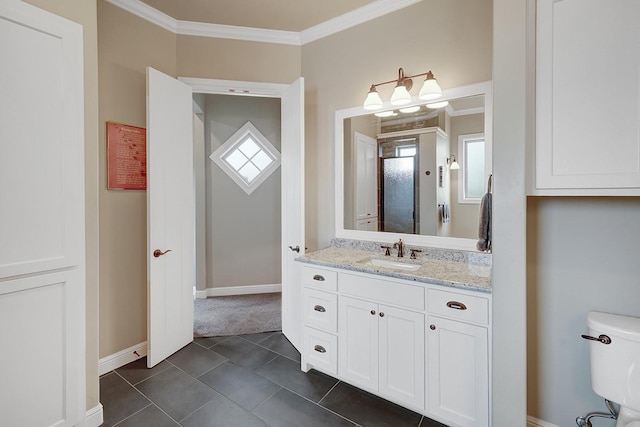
(296, 246), (492, 293)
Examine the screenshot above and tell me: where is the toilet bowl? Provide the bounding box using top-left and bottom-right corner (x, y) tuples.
(585, 311), (640, 427)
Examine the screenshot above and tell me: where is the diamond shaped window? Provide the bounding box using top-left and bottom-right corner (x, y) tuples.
(210, 122), (280, 195)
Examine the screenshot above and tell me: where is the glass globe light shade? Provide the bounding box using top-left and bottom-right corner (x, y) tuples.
(390, 84), (411, 106)
(419, 76), (442, 101)
(363, 88), (383, 110)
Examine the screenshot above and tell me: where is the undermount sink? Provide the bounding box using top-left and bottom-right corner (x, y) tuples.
(361, 257), (421, 272)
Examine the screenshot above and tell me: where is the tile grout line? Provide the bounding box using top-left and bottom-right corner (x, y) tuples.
(110, 402), (154, 427)
(317, 379), (341, 405)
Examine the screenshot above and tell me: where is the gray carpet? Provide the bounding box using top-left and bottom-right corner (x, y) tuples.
(193, 292), (282, 338)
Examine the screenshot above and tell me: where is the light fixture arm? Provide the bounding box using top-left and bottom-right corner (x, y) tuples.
(368, 68), (436, 91)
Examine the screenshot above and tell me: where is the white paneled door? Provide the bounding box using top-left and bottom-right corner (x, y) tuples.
(281, 78), (305, 350)
(0, 2), (86, 426)
(146, 67), (195, 367)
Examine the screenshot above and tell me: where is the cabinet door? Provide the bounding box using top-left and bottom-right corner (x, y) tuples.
(378, 305), (425, 410)
(356, 217), (378, 231)
(338, 296), (378, 391)
(427, 316), (489, 427)
(536, 0), (640, 192)
(355, 132), (378, 220)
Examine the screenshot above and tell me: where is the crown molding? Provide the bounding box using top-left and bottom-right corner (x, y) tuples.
(300, 0), (422, 44)
(106, 0), (423, 46)
(177, 21), (300, 45)
(106, 0), (178, 33)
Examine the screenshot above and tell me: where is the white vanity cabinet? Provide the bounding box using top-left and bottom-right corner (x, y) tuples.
(426, 288), (490, 427)
(533, 0), (640, 195)
(299, 262), (491, 427)
(301, 266), (339, 375)
(338, 294), (425, 411)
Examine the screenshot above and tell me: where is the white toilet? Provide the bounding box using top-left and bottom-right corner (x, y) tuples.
(586, 311), (640, 427)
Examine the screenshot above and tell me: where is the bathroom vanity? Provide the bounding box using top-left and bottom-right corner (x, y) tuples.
(297, 242), (492, 427)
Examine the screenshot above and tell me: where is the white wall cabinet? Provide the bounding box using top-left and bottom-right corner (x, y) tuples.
(534, 0), (640, 195)
(356, 217), (378, 231)
(300, 264), (491, 427)
(355, 132), (378, 223)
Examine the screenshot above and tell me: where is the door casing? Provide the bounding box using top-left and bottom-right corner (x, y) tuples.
(180, 77), (305, 350)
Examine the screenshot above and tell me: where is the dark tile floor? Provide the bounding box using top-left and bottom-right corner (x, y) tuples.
(100, 332), (448, 427)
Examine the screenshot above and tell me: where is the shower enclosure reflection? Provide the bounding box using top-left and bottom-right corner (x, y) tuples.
(382, 155), (417, 234)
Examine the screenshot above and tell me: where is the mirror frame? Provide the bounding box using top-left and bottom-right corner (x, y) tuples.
(335, 80), (493, 251)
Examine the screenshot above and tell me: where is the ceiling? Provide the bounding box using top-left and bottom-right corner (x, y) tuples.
(139, 0), (378, 32)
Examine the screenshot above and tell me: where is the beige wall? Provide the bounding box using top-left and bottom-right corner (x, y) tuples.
(97, 0), (302, 358)
(23, 0), (101, 411)
(177, 36), (301, 83)
(98, 0), (177, 357)
(301, 0), (493, 250)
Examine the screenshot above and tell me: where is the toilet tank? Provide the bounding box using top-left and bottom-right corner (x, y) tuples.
(587, 311), (640, 412)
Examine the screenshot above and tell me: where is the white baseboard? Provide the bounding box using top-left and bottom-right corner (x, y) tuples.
(194, 283), (282, 299)
(86, 403), (103, 427)
(98, 341), (147, 375)
(527, 415), (559, 427)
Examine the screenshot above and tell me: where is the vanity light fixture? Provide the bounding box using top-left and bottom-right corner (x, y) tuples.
(398, 105), (421, 113)
(426, 100), (449, 109)
(374, 110), (396, 118)
(363, 67), (442, 110)
(447, 155), (460, 170)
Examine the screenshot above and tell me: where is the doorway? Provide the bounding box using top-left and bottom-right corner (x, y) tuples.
(181, 77), (305, 349)
(193, 94), (283, 336)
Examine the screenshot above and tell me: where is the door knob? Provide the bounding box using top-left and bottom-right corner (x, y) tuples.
(153, 249), (172, 258)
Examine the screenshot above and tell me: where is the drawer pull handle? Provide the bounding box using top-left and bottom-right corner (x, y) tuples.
(314, 345), (327, 353)
(370, 310), (376, 315)
(446, 301), (467, 310)
(313, 305), (326, 313)
(379, 312), (385, 317)
(313, 275), (325, 281)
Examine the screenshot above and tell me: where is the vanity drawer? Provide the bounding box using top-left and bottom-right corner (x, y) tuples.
(303, 327), (337, 375)
(339, 272), (424, 311)
(303, 288), (337, 333)
(302, 266), (337, 292)
(428, 288), (489, 325)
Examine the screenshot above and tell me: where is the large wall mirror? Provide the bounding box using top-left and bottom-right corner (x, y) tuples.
(335, 81), (492, 251)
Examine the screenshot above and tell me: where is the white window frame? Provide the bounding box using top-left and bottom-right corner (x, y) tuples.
(210, 121), (281, 195)
(457, 132), (486, 204)
(395, 144), (417, 157)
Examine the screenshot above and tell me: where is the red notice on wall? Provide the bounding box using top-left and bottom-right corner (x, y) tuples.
(107, 122), (147, 190)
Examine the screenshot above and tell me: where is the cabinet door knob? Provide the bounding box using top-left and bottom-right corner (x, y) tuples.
(313, 305), (326, 313)
(446, 301), (468, 310)
(379, 312), (385, 317)
(370, 310), (376, 315)
(314, 345), (326, 353)
(313, 274), (325, 281)
(430, 324), (436, 330)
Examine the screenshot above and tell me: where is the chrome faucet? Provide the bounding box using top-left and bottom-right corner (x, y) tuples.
(393, 239), (404, 257)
